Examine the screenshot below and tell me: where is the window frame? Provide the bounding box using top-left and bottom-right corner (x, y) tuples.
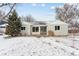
(32, 27), (39, 32)
(40, 26), (47, 32)
(55, 26), (60, 30)
(21, 27), (26, 30)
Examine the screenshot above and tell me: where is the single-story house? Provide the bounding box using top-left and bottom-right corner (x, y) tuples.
(0, 24), (8, 35)
(21, 20), (68, 36)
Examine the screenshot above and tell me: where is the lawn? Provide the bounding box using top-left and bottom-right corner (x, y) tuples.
(0, 35), (79, 56)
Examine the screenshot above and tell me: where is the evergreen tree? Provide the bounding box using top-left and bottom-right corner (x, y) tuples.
(5, 10), (22, 36)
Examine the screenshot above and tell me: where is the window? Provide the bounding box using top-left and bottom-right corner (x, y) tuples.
(32, 27), (35, 32)
(40, 26), (47, 32)
(32, 27), (39, 32)
(55, 26), (60, 30)
(36, 27), (39, 32)
(21, 27), (25, 30)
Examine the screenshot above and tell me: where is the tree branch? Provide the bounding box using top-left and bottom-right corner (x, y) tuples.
(0, 3), (9, 7)
(2, 3), (16, 19)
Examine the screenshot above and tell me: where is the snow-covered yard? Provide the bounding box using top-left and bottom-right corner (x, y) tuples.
(0, 35), (79, 56)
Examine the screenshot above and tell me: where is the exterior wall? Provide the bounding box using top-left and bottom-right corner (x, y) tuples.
(54, 24), (68, 36)
(0, 28), (6, 34)
(47, 24), (68, 36)
(31, 32), (40, 35)
(21, 23), (31, 36)
(21, 22), (68, 36)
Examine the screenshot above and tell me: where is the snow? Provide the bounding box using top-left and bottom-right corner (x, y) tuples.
(47, 20), (68, 25)
(0, 24), (7, 27)
(0, 35), (79, 56)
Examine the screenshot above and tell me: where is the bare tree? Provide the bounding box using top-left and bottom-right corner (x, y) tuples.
(55, 3), (79, 26)
(0, 10), (5, 18)
(55, 3), (79, 33)
(0, 3), (16, 20)
(55, 3), (79, 48)
(24, 15), (35, 22)
(0, 3), (9, 7)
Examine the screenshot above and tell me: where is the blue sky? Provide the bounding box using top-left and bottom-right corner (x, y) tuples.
(15, 3), (64, 21)
(1, 3), (64, 21)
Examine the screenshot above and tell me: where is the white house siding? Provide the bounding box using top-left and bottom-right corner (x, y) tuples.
(0, 28), (6, 34)
(0, 24), (8, 35)
(21, 22), (31, 36)
(31, 32), (40, 35)
(53, 24), (68, 36)
(47, 21), (68, 36)
(21, 21), (68, 36)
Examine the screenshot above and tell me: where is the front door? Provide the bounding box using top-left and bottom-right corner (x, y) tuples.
(40, 26), (47, 35)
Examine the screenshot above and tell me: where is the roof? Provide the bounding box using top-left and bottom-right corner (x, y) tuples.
(22, 21), (47, 25)
(32, 21), (47, 25)
(22, 21), (32, 25)
(0, 24), (8, 28)
(22, 20), (68, 26)
(47, 20), (68, 25)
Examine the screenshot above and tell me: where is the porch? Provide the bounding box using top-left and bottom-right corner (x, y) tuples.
(31, 25), (47, 36)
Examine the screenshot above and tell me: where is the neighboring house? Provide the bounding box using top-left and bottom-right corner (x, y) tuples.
(21, 20), (68, 36)
(0, 24), (8, 35)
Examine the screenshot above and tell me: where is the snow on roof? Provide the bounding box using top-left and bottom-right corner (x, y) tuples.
(0, 24), (8, 27)
(32, 21), (46, 25)
(22, 21), (46, 25)
(22, 21), (32, 25)
(47, 20), (68, 25)
(22, 20), (68, 25)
